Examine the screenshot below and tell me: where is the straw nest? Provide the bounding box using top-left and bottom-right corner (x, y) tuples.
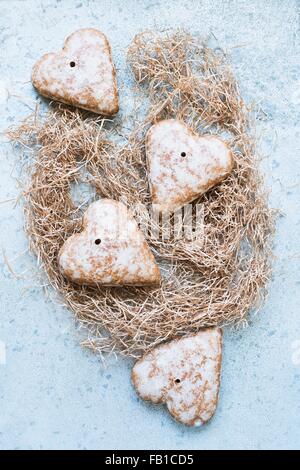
(8, 31), (275, 358)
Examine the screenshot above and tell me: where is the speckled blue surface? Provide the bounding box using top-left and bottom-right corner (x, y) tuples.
(0, 0), (299, 450)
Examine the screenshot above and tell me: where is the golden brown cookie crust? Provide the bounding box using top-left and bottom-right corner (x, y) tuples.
(58, 199), (161, 287)
(146, 119), (234, 212)
(32, 28), (119, 115)
(132, 328), (222, 426)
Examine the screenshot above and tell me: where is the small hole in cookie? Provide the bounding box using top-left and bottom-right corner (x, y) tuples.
(181, 152), (186, 157)
(95, 239), (101, 245)
(70, 61), (76, 68)
(175, 378), (181, 384)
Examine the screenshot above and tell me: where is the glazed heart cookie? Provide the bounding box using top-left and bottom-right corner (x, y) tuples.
(132, 328), (222, 426)
(32, 28), (119, 115)
(58, 199), (160, 286)
(146, 119), (234, 212)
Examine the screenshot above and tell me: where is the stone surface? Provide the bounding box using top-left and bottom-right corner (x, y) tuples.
(0, 0), (299, 450)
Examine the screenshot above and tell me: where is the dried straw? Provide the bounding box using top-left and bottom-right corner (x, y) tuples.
(7, 31), (275, 358)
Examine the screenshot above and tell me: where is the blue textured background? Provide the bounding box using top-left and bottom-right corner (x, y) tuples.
(0, 0), (299, 450)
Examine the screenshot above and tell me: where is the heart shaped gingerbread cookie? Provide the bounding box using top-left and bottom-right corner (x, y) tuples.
(32, 28), (119, 115)
(132, 328), (222, 426)
(58, 199), (160, 286)
(146, 119), (233, 212)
